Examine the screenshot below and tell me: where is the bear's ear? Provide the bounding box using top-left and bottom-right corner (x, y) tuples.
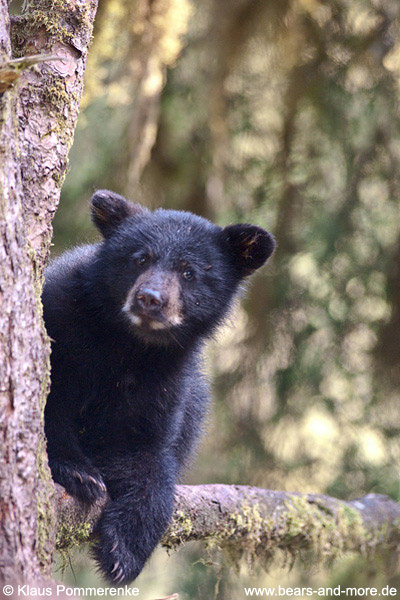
(222, 224), (276, 276)
(91, 190), (148, 238)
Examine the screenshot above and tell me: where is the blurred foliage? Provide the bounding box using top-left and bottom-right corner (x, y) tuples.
(53, 0), (400, 596)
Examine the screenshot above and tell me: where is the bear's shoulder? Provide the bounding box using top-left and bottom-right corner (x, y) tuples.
(44, 244), (99, 287)
(43, 244), (100, 338)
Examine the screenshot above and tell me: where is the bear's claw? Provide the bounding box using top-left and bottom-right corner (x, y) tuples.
(49, 459), (107, 505)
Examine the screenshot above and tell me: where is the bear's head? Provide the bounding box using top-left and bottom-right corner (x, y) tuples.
(91, 190), (276, 347)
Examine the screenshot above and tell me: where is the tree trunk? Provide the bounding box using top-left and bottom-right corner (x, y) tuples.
(0, 0), (97, 585)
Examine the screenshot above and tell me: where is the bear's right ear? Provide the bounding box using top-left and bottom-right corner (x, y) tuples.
(222, 224), (276, 276)
(91, 190), (147, 238)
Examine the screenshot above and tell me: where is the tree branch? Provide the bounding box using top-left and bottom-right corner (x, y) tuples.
(56, 484), (400, 568)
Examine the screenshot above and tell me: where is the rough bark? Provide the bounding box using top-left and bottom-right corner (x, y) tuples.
(0, 3), (46, 586)
(0, 0), (97, 586)
(12, 0), (98, 274)
(56, 484), (400, 569)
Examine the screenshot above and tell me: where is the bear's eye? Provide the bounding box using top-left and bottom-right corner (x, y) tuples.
(182, 268), (194, 281)
(136, 254), (149, 267)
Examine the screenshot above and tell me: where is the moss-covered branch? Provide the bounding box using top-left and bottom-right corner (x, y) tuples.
(55, 484), (400, 569)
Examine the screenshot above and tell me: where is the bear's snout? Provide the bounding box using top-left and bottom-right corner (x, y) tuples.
(122, 269), (184, 331)
(134, 287), (167, 312)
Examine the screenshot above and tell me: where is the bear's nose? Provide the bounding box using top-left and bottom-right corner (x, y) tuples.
(135, 288), (166, 311)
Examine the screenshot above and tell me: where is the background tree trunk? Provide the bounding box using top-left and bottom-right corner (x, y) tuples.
(0, 0), (97, 585)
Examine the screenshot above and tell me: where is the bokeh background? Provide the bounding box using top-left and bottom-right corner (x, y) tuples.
(17, 0), (400, 596)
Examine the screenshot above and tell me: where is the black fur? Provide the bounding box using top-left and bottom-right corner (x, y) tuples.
(43, 190), (275, 584)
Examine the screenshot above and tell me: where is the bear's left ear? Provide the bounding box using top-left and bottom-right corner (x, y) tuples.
(91, 190), (148, 238)
(222, 224), (276, 276)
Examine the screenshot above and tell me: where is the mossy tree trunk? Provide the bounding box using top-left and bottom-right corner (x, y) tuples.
(0, 0), (97, 586)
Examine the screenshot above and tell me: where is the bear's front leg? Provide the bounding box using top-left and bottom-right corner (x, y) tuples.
(92, 449), (176, 585)
(45, 405), (107, 505)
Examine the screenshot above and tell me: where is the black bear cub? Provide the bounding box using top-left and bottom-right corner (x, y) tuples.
(43, 190), (275, 584)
